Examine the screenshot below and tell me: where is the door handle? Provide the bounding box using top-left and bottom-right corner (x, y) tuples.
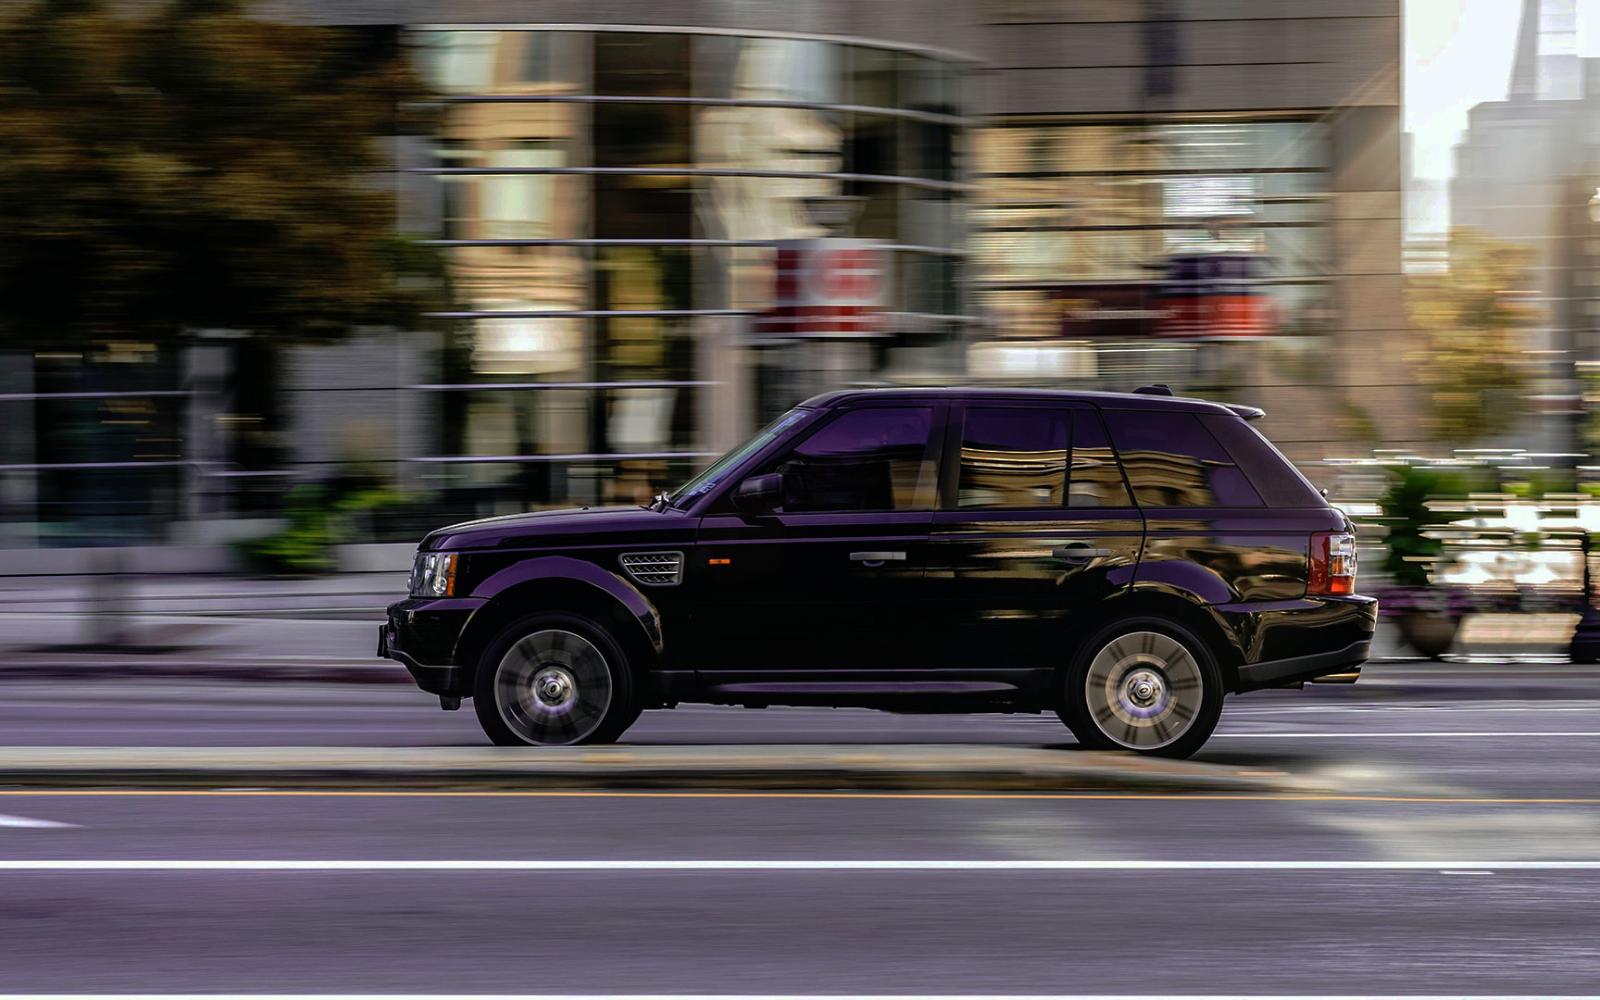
(850, 551), (907, 567)
(1052, 542), (1112, 563)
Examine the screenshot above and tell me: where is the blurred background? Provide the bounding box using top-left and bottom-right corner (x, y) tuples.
(17, 4), (1600, 994)
(6, 0), (1600, 659)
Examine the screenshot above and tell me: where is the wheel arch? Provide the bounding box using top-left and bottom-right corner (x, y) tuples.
(1075, 588), (1245, 693)
(454, 559), (663, 693)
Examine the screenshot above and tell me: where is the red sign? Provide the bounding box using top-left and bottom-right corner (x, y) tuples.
(755, 239), (889, 338)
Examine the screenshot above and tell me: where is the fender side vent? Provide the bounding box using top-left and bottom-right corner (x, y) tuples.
(620, 551), (684, 587)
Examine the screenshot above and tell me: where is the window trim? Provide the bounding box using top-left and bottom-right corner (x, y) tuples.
(1069, 406), (1139, 513)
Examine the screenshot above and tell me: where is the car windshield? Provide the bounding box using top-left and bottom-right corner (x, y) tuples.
(667, 407), (811, 508)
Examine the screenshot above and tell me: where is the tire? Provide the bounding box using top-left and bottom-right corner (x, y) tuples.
(472, 613), (639, 746)
(1058, 617), (1224, 759)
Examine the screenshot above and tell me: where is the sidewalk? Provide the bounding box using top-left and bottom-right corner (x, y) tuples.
(0, 744), (1315, 793)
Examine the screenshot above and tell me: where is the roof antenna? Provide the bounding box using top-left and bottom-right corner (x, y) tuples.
(1132, 384), (1174, 396)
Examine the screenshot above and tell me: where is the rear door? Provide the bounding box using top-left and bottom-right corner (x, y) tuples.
(927, 403), (1144, 686)
(690, 401), (945, 677)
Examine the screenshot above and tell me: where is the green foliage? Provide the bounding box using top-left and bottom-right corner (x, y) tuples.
(1503, 468), (1578, 500)
(1376, 464), (1474, 587)
(0, 0), (447, 350)
(1406, 227), (1539, 445)
(237, 482), (407, 574)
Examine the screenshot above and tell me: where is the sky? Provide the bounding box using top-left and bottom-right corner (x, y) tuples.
(1406, 0), (1600, 182)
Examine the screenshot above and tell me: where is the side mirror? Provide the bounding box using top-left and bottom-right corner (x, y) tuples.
(733, 473), (783, 515)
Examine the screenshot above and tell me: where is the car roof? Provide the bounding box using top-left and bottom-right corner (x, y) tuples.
(799, 386), (1262, 419)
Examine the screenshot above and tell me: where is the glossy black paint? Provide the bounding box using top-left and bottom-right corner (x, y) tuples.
(381, 387), (1378, 714)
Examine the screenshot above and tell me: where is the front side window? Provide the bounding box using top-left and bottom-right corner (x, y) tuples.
(958, 407), (1070, 510)
(671, 407), (809, 507)
(1102, 409), (1262, 508)
(772, 406), (935, 513)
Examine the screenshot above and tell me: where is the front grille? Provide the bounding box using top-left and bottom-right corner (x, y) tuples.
(619, 550), (684, 587)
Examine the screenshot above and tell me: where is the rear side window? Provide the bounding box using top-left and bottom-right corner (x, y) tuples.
(957, 408), (1070, 509)
(1102, 409), (1263, 508)
(1200, 414), (1325, 508)
(1069, 410), (1133, 508)
(771, 406), (935, 513)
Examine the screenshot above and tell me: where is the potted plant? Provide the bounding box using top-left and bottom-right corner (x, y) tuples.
(1375, 464), (1467, 658)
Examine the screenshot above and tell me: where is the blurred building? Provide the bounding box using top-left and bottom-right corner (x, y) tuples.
(1, 0), (1402, 555)
(395, 19), (970, 511)
(963, 0), (1401, 463)
(1451, 0), (1600, 456)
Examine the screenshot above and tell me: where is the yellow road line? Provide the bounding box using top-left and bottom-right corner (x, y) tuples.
(0, 788), (1598, 804)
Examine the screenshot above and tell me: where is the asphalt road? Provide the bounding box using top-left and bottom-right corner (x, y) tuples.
(3, 663), (1600, 994)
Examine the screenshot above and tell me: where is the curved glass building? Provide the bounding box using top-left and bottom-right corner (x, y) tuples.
(403, 27), (971, 507)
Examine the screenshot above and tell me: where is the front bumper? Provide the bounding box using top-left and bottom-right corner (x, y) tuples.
(1225, 594), (1379, 692)
(378, 596), (486, 697)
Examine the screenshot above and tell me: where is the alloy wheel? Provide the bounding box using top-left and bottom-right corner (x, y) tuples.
(1083, 630), (1204, 750)
(493, 629), (614, 745)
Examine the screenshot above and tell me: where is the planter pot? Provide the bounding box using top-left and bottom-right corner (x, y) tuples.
(1396, 612), (1460, 659)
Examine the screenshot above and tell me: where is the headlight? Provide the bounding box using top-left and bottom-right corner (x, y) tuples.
(410, 551), (458, 597)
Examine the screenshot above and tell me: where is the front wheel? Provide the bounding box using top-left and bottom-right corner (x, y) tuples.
(1059, 618), (1223, 759)
(473, 614), (638, 746)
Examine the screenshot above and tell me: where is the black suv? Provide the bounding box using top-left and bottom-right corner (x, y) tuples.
(380, 387), (1375, 757)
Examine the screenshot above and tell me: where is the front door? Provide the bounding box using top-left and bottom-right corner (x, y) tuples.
(927, 404), (1144, 693)
(689, 402), (945, 686)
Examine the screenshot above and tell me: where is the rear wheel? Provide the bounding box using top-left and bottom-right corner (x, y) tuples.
(473, 614), (638, 746)
(1059, 618), (1223, 759)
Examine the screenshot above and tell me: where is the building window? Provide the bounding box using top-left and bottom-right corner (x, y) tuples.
(972, 118), (1333, 346)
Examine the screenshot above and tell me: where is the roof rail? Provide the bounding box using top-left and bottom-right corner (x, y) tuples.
(1131, 383), (1174, 396)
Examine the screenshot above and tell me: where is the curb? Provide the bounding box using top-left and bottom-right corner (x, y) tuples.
(0, 745), (1318, 793)
(0, 655), (411, 685)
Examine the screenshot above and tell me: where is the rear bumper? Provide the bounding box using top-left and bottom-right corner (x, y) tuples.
(379, 597), (485, 697)
(1224, 594), (1378, 693)
(1237, 639), (1371, 691)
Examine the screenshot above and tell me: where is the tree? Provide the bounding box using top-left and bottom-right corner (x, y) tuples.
(0, 0), (447, 352)
(1407, 227), (1539, 444)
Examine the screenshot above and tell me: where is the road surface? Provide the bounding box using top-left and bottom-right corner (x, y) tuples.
(1, 662), (1600, 994)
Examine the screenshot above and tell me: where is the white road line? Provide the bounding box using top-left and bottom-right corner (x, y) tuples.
(0, 812), (76, 829)
(0, 995), (1570, 1000)
(0, 859), (1592, 871)
(1213, 730), (1600, 737)
(1227, 704), (1600, 714)
(0, 995), (1572, 1000)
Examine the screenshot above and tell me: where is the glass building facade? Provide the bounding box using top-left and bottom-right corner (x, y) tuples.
(406, 28), (969, 509)
(969, 117), (1334, 385)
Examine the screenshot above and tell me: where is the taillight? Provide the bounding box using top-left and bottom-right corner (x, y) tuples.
(1308, 531), (1357, 596)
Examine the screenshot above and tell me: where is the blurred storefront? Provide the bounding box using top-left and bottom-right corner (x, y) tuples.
(0, 1), (1401, 552)
(402, 26), (970, 511)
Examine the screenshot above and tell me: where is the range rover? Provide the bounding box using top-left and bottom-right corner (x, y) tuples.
(379, 386), (1376, 758)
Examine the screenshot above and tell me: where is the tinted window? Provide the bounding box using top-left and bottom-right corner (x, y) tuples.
(1199, 414), (1324, 507)
(1102, 409), (1262, 508)
(958, 408), (1070, 509)
(773, 406), (934, 513)
(1069, 410), (1134, 508)
(671, 408), (809, 507)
